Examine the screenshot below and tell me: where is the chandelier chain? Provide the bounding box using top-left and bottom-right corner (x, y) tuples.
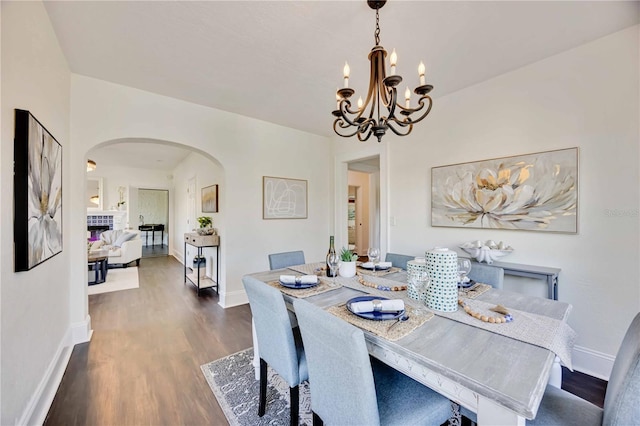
(374, 8), (380, 45)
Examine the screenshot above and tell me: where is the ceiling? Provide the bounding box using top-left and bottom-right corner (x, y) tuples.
(45, 1), (638, 170)
(88, 140), (193, 171)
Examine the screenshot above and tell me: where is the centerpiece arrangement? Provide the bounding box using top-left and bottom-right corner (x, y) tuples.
(196, 216), (215, 236)
(339, 247), (358, 278)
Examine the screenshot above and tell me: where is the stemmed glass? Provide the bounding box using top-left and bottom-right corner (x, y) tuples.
(327, 252), (340, 287)
(367, 247), (380, 276)
(457, 258), (472, 286)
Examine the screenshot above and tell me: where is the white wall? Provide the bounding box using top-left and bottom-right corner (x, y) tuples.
(70, 75), (332, 310)
(1, 2), (72, 424)
(355, 26), (638, 378)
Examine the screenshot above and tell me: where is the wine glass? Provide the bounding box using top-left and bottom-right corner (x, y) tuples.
(457, 258), (472, 286)
(327, 252), (340, 286)
(367, 247), (380, 275)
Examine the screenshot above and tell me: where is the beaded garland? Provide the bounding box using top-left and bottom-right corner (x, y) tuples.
(356, 273), (407, 291)
(458, 299), (513, 324)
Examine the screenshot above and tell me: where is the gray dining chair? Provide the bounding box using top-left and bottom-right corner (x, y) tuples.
(269, 250), (305, 270)
(243, 276), (308, 426)
(293, 298), (453, 426)
(468, 262), (504, 289)
(384, 252), (414, 270)
(462, 312), (640, 425)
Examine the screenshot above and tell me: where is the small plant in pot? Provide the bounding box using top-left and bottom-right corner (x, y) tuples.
(196, 216), (214, 235)
(339, 247), (358, 278)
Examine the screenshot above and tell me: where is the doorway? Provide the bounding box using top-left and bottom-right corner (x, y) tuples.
(138, 188), (169, 258)
(347, 156), (380, 257)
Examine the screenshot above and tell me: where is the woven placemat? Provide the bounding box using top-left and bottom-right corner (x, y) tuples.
(267, 279), (341, 298)
(327, 304), (433, 342)
(356, 266), (402, 277)
(458, 283), (492, 299)
(287, 262), (326, 276)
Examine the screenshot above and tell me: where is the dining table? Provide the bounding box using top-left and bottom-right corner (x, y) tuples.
(245, 262), (575, 426)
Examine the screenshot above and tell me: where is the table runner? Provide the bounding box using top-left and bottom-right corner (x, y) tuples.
(459, 283), (492, 299)
(356, 265), (402, 277)
(437, 298), (576, 369)
(267, 278), (342, 298)
(327, 303), (433, 342)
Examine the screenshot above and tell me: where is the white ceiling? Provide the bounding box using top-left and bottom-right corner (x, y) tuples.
(88, 140), (193, 171)
(45, 1), (638, 170)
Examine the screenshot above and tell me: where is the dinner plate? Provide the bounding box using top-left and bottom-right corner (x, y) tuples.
(359, 263), (391, 271)
(279, 281), (318, 289)
(346, 296), (405, 321)
(458, 279), (477, 289)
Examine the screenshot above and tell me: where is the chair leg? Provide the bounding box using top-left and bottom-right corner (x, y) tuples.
(312, 411), (323, 426)
(258, 358), (267, 417)
(289, 385), (299, 426)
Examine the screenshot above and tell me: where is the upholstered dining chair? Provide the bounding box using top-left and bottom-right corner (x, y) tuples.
(467, 262), (504, 289)
(269, 250), (305, 270)
(293, 298), (453, 426)
(243, 276), (308, 426)
(384, 252), (414, 270)
(462, 312), (640, 425)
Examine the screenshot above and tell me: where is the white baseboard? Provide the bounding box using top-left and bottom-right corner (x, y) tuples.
(220, 289), (248, 308)
(19, 328), (74, 426)
(572, 345), (614, 381)
(70, 315), (93, 344)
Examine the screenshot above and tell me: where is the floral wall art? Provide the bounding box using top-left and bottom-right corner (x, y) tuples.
(14, 109), (63, 271)
(431, 148), (578, 233)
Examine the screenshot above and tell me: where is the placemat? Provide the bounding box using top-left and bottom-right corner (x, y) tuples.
(267, 279), (341, 298)
(327, 303), (433, 342)
(458, 283), (492, 299)
(436, 298), (576, 369)
(287, 262), (326, 276)
(356, 266), (402, 277)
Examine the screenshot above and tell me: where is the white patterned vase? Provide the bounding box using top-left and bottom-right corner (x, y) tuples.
(425, 248), (458, 312)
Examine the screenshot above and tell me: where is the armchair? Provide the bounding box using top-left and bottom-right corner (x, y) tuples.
(92, 229), (142, 267)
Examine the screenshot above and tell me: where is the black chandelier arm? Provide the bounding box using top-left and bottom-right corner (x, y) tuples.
(386, 118), (414, 136)
(406, 95), (433, 124)
(333, 118), (361, 138)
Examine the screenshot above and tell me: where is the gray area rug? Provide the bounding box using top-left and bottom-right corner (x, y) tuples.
(201, 348), (312, 426)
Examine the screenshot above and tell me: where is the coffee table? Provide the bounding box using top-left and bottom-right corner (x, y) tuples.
(88, 249), (109, 285)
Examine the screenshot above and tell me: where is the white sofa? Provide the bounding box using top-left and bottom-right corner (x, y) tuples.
(90, 229), (143, 267)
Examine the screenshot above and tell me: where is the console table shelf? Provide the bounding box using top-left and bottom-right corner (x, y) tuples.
(474, 259), (560, 300)
(184, 233), (219, 296)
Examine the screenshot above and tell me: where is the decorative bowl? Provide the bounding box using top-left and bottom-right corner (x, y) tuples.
(460, 240), (513, 264)
(196, 227), (215, 236)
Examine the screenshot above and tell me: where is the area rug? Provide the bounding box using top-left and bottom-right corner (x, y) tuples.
(88, 267), (139, 295)
(201, 348), (312, 426)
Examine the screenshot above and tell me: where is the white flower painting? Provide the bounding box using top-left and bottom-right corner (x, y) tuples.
(432, 148), (578, 233)
(14, 110), (63, 271)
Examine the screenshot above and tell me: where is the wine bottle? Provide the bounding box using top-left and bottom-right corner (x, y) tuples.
(326, 235), (337, 277)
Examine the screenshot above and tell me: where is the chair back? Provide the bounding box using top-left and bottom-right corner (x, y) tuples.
(293, 299), (380, 426)
(468, 263), (504, 289)
(603, 312), (640, 425)
(385, 253), (414, 270)
(242, 276), (302, 387)
(268, 251), (305, 270)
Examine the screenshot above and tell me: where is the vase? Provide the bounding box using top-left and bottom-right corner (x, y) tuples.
(339, 261), (356, 278)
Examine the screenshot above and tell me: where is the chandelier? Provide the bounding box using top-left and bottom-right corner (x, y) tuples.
(87, 159), (96, 172)
(332, 0), (433, 143)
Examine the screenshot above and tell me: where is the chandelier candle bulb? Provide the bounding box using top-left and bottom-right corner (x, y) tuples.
(343, 62), (350, 88)
(389, 48), (397, 75)
(418, 61), (426, 86)
(405, 87), (411, 108)
(357, 97), (364, 110)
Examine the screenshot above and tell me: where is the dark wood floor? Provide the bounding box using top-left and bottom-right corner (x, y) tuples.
(46, 255), (607, 425)
(45, 256), (252, 425)
(141, 243), (169, 258)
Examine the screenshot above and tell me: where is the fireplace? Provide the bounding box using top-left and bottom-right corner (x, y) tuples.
(88, 225), (110, 241)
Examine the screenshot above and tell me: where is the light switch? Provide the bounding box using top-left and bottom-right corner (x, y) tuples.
(390, 216), (397, 226)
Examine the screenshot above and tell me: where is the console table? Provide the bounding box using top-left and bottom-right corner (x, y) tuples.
(139, 224), (165, 246)
(479, 260), (561, 300)
(184, 233), (219, 296)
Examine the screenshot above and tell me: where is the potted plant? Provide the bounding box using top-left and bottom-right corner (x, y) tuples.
(196, 216), (214, 235)
(339, 247), (358, 278)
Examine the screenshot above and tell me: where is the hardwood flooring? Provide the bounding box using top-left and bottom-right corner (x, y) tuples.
(45, 256), (252, 425)
(45, 255), (607, 425)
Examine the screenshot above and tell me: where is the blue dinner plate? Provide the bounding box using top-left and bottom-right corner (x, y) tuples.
(346, 296), (405, 321)
(279, 281), (318, 289)
(458, 279), (477, 289)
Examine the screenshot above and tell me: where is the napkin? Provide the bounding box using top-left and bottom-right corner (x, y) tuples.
(349, 299), (404, 313)
(279, 275), (318, 284)
(361, 261), (393, 269)
(459, 276), (470, 284)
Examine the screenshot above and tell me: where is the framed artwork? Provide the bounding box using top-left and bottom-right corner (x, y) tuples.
(202, 184), (218, 213)
(14, 109), (63, 271)
(263, 176), (308, 219)
(431, 147), (578, 233)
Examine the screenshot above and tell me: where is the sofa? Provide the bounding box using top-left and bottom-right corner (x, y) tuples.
(90, 229), (142, 267)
